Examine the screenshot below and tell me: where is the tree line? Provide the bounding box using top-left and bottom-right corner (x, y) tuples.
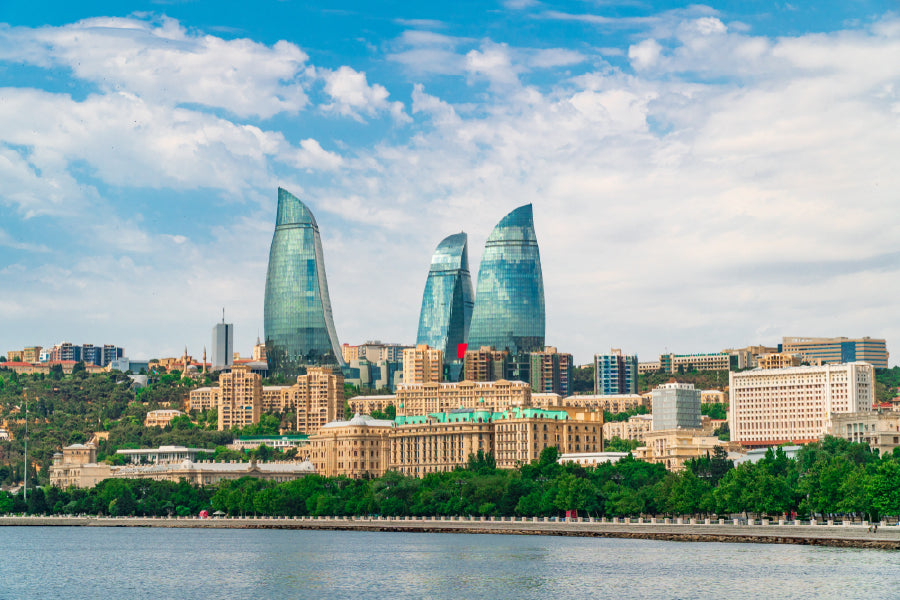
(4, 437), (900, 520)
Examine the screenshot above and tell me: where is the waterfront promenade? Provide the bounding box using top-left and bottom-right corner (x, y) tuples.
(3, 515), (899, 549)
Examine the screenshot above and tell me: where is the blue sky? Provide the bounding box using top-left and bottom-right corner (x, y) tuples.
(0, 1), (898, 365)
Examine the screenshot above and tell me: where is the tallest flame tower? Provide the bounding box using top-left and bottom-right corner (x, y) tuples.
(264, 187), (344, 376)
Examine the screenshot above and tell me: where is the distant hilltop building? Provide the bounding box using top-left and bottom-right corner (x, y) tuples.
(780, 336), (888, 369)
(264, 188), (345, 375)
(467, 204), (545, 356)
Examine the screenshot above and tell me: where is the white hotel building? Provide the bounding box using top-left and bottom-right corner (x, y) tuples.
(729, 362), (874, 447)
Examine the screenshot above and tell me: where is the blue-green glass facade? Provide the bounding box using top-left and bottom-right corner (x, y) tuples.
(415, 233), (475, 365)
(467, 204), (545, 355)
(264, 188), (345, 375)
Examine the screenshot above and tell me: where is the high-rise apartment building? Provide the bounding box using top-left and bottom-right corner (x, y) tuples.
(102, 345), (123, 367)
(780, 337), (888, 369)
(81, 344), (102, 366)
(264, 188), (344, 375)
(217, 365), (262, 430)
(468, 204), (545, 355)
(529, 347), (573, 395)
(402, 345), (444, 384)
(415, 233), (474, 372)
(651, 382), (701, 431)
(293, 366), (345, 436)
(23, 346), (42, 363)
(729, 363), (874, 447)
(211, 321), (234, 370)
(463, 346), (509, 382)
(594, 349), (638, 395)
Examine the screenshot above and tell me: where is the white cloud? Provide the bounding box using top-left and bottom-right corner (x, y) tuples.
(0, 16), (310, 119)
(628, 38), (663, 70)
(321, 66), (409, 122)
(465, 42), (520, 88)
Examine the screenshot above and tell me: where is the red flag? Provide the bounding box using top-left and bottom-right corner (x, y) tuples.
(457, 343), (468, 359)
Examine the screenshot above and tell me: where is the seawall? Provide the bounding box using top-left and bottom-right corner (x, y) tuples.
(3, 515), (899, 549)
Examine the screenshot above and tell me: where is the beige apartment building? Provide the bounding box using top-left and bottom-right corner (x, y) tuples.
(188, 366), (343, 434)
(347, 394), (397, 415)
(829, 411), (900, 455)
(293, 367), (344, 435)
(700, 390), (727, 404)
(729, 362), (874, 447)
(395, 380), (531, 416)
(635, 430), (726, 471)
(144, 409), (185, 428)
(188, 386), (218, 411)
(218, 366), (262, 430)
(757, 352), (803, 369)
(557, 394), (649, 414)
(602, 414), (653, 446)
(308, 414), (394, 478)
(402, 345), (444, 384)
(463, 346), (509, 382)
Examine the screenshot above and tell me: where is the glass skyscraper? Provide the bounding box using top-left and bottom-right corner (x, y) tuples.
(467, 204), (545, 355)
(415, 233), (475, 365)
(264, 187), (345, 375)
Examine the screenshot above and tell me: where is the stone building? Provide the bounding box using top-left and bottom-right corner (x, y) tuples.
(308, 414), (394, 478)
(602, 414), (653, 446)
(829, 411), (900, 455)
(395, 380), (530, 416)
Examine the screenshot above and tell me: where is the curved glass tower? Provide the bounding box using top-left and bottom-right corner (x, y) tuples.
(416, 233), (475, 364)
(264, 187), (345, 375)
(467, 204), (545, 355)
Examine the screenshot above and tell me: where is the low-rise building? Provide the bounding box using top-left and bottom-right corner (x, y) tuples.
(116, 445), (214, 464)
(635, 429), (725, 471)
(229, 434), (310, 452)
(700, 390), (727, 405)
(347, 395), (397, 415)
(829, 411), (900, 455)
(557, 394), (648, 414)
(558, 452), (628, 467)
(602, 414), (653, 446)
(49, 443), (315, 488)
(395, 379), (530, 416)
(391, 410), (495, 477)
(308, 414), (394, 478)
(144, 409), (185, 428)
(757, 352), (803, 369)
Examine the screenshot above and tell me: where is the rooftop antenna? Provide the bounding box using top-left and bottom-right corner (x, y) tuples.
(222, 308), (225, 323)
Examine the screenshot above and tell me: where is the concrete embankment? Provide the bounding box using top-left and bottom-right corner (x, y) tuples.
(3, 515), (899, 549)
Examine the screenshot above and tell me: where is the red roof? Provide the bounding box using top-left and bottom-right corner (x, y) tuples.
(1, 361), (34, 367)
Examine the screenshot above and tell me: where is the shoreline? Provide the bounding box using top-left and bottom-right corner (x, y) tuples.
(3, 515), (899, 549)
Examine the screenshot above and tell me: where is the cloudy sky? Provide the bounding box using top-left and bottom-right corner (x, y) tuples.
(0, 0), (898, 365)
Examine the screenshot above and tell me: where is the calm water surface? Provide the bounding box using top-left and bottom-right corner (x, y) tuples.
(1, 527), (898, 599)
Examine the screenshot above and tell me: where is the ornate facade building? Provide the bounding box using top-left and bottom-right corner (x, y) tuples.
(395, 380), (531, 416)
(308, 414), (394, 478)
